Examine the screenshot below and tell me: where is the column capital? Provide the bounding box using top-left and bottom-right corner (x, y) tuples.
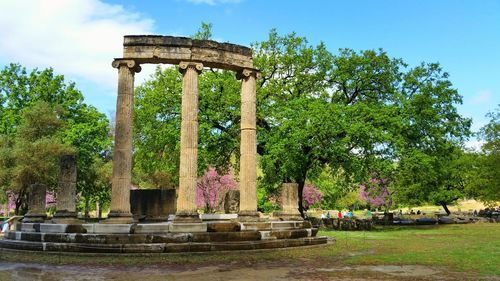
(112, 59), (142, 73)
(236, 68), (261, 80)
(179, 61), (204, 74)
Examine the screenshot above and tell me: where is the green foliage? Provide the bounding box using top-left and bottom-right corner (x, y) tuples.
(465, 106), (500, 205)
(0, 64), (111, 213)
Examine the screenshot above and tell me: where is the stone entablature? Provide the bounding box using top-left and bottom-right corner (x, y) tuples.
(122, 35), (253, 71)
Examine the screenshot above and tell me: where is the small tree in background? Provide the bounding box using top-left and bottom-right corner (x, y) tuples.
(196, 168), (237, 213)
(302, 184), (323, 210)
(359, 177), (391, 210)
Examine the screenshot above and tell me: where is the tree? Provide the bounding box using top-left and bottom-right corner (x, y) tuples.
(196, 167), (237, 213)
(0, 64), (111, 213)
(465, 106), (500, 204)
(390, 63), (472, 214)
(359, 177), (391, 210)
(9, 102), (73, 214)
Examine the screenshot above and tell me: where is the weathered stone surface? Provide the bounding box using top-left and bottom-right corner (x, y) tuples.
(271, 221), (297, 230)
(122, 36), (253, 71)
(130, 189), (176, 221)
(191, 231), (261, 243)
(201, 214), (238, 221)
(134, 223), (170, 233)
(206, 222), (240, 232)
(122, 243), (165, 253)
(39, 224), (68, 233)
(53, 155), (78, 222)
(94, 224), (132, 234)
(175, 62), (202, 223)
(107, 60), (140, 224)
(273, 183), (302, 220)
(240, 222), (271, 231)
(23, 184), (47, 223)
(150, 233), (191, 243)
(169, 222), (207, 233)
(224, 190), (240, 214)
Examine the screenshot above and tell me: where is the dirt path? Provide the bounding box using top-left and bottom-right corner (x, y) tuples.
(0, 260), (486, 281)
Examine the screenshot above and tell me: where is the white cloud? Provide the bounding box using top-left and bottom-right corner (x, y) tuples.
(471, 90), (492, 105)
(0, 0), (155, 89)
(185, 0), (241, 5)
(464, 139), (484, 152)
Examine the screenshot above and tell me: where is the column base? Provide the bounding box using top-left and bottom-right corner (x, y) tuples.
(23, 213), (47, 223)
(272, 211), (303, 221)
(173, 212), (201, 223)
(52, 211), (80, 224)
(238, 210), (261, 222)
(104, 211), (135, 224)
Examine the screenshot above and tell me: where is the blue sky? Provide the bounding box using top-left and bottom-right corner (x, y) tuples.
(0, 0), (498, 147)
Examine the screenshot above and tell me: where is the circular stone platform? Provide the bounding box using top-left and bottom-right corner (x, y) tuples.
(0, 220), (327, 253)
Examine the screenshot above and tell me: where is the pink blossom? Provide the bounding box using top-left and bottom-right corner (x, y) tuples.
(359, 177), (391, 208)
(302, 184), (322, 209)
(196, 168), (237, 212)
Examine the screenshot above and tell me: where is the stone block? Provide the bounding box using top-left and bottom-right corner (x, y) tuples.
(188, 243), (212, 252)
(19, 223), (37, 232)
(40, 224), (68, 233)
(164, 243), (191, 253)
(130, 189), (176, 221)
(201, 214), (238, 221)
(20, 232), (42, 242)
(192, 231), (261, 243)
(94, 224), (132, 234)
(81, 224), (95, 233)
(206, 222), (240, 232)
(239, 222), (270, 231)
(210, 241), (256, 251)
(169, 223), (207, 233)
(134, 223), (170, 234)
(150, 233), (190, 243)
(271, 221), (296, 230)
(259, 231), (276, 240)
(122, 243), (165, 253)
(255, 239), (285, 249)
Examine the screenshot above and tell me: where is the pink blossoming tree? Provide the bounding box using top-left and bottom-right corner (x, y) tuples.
(302, 184), (323, 210)
(196, 168), (238, 213)
(359, 177), (391, 209)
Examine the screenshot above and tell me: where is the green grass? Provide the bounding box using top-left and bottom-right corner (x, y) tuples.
(1, 224), (498, 277)
(320, 223), (500, 276)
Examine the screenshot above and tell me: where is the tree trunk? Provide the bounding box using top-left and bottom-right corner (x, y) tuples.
(297, 180), (305, 219)
(439, 201), (451, 216)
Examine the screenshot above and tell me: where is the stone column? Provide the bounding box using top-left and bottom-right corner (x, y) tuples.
(23, 183), (47, 223)
(53, 155), (79, 223)
(106, 59), (141, 224)
(273, 183), (302, 221)
(237, 69), (260, 221)
(174, 61), (203, 223)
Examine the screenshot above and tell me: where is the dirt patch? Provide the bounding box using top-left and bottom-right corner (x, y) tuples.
(0, 261), (483, 281)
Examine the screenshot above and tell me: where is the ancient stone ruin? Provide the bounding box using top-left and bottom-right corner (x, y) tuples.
(0, 35), (326, 253)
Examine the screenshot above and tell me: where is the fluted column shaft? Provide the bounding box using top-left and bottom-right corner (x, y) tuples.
(175, 62), (203, 222)
(237, 69), (260, 219)
(107, 59), (140, 223)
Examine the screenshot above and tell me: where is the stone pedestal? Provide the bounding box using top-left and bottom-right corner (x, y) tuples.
(53, 155), (79, 223)
(130, 189), (176, 221)
(273, 183), (302, 221)
(237, 69), (260, 221)
(23, 183), (47, 223)
(224, 190), (240, 214)
(106, 59), (141, 224)
(175, 62), (203, 223)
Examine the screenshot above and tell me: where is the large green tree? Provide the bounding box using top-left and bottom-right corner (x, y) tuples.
(0, 64), (111, 213)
